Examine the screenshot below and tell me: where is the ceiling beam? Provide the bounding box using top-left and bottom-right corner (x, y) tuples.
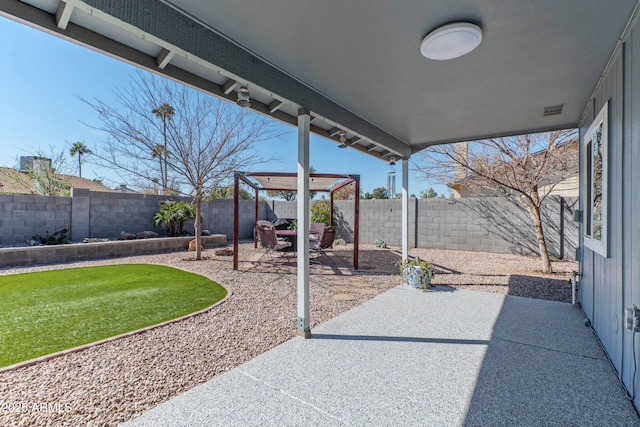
(328, 127), (341, 137)
(222, 79), (238, 95)
(155, 48), (174, 69)
(55, 1), (74, 30)
(268, 100), (283, 113)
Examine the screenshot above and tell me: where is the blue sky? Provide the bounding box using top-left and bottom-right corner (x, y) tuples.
(0, 16), (449, 197)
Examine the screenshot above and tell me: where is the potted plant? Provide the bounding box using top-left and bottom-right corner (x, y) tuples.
(397, 257), (434, 290)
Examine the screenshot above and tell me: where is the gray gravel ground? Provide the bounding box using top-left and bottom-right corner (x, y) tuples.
(0, 242), (576, 426)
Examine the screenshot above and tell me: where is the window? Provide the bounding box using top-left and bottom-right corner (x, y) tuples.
(583, 101), (608, 257)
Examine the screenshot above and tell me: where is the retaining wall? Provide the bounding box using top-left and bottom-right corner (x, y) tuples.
(0, 235), (226, 268)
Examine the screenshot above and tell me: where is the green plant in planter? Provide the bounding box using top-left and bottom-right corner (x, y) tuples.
(287, 220), (298, 230)
(396, 257), (434, 290)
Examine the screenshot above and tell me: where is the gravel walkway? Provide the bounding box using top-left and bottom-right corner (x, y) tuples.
(0, 243), (577, 426)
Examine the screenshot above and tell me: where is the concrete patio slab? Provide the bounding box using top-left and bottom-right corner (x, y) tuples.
(124, 286), (639, 426)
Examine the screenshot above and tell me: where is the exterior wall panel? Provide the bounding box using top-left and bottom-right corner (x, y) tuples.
(579, 20), (640, 410)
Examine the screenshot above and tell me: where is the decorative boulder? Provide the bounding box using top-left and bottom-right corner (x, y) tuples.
(188, 239), (204, 251)
(82, 238), (110, 243)
(119, 231), (136, 240)
(202, 229), (211, 236)
(136, 231), (159, 239)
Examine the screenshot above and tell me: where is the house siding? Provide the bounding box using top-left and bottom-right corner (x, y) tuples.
(579, 20), (640, 410)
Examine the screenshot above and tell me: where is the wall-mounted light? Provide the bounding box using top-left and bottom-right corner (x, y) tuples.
(237, 85), (251, 108)
(338, 129), (348, 148)
(420, 22), (482, 60)
(389, 156), (396, 167)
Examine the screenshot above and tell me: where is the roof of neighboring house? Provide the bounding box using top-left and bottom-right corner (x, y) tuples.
(0, 167), (114, 195)
(449, 139), (579, 190)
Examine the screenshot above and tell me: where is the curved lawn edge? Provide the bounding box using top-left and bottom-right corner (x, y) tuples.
(0, 289), (233, 374)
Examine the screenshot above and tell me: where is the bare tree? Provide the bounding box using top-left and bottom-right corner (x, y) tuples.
(82, 71), (276, 259)
(414, 130), (577, 273)
(6, 147), (74, 196)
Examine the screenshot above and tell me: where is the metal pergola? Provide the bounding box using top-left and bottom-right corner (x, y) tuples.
(232, 171), (360, 270)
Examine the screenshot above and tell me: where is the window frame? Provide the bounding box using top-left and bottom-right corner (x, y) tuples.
(583, 101), (608, 257)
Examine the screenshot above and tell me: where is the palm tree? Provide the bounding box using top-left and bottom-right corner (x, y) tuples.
(69, 141), (91, 178)
(152, 103), (174, 194)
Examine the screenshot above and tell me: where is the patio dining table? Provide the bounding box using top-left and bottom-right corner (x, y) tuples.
(275, 229), (319, 251)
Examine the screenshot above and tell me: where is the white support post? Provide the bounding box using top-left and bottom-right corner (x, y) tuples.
(402, 158), (409, 260)
(297, 108), (311, 338)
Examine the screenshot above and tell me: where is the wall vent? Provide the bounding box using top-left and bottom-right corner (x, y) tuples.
(543, 104), (565, 116)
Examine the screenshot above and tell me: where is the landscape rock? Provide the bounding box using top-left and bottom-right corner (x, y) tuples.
(119, 232), (136, 240)
(202, 230), (211, 236)
(215, 249), (233, 256)
(188, 239), (204, 251)
(82, 238), (110, 243)
(136, 231), (159, 239)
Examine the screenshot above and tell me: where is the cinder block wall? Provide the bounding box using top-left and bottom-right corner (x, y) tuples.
(272, 196), (578, 259)
(270, 200), (296, 219)
(0, 190), (267, 245)
(0, 194), (71, 245)
(0, 191), (578, 259)
(89, 192), (173, 238)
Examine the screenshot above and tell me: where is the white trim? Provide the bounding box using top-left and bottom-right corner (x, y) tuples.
(583, 101), (608, 258)
(297, 110), (311, 336)
(401, 158), (409, 260)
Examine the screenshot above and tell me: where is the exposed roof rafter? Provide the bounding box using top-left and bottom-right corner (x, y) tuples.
(222, 79), (238, 95)
(55, 1), (73, 30)
(156, 48), (175, 69)
(268, 100), (283, 113)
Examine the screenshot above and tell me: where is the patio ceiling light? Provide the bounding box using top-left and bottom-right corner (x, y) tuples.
(338, 130), (348, 148)
(420, 22), (482, 60)
(237, 85), (251, 108)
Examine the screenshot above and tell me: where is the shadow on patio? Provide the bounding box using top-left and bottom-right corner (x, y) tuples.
(124, 285), (638, 426)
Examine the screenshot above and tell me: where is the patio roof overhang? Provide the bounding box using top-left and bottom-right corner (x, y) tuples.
(3, 0), (637, 159)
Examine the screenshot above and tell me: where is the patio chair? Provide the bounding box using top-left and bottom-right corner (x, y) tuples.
(310, 226), (336, 259)
(256, 220), (272, 243)
(257, 223), (291, 257)
(309, 222), (325, 241)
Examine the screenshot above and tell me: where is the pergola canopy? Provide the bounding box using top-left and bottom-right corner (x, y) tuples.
(236, 172), (358, 193)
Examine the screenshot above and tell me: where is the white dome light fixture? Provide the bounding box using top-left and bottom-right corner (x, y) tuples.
(420, 22), (482, 60)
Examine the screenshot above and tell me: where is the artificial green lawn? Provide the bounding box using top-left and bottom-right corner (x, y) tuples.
(0, 264), (227, 367)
